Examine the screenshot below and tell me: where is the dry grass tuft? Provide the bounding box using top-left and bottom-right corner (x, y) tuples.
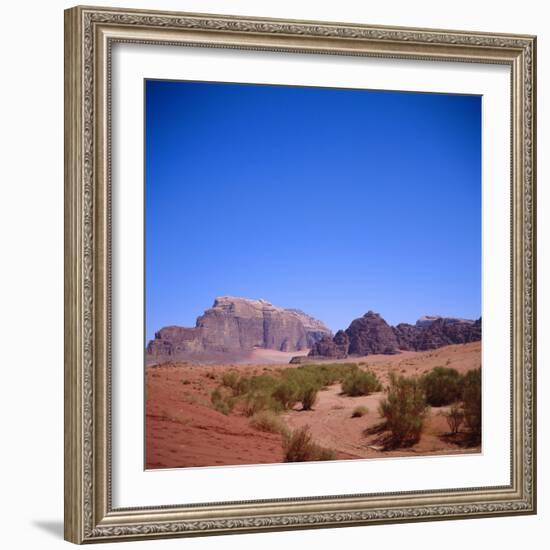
(283, 425), (336, 462)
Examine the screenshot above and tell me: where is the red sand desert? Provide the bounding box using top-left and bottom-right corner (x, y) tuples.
(146, 341), (481, 469)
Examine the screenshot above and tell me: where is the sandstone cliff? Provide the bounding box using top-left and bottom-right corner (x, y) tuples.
(146, 297), (332, 362)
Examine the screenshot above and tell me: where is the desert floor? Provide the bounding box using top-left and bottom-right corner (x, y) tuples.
(145, 341), (481, 469)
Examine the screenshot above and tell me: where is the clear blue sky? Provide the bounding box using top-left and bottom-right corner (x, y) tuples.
(145, 79), (481, 341)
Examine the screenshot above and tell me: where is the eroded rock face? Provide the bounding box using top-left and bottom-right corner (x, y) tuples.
(346, 311), (400, 355)
(146, 297), (332, 360)
(404, 317), (482, 351)
(286, 309), (335, 348)
(392, 323), (419, 351)
(146, 326), (203, 357)
(308, 330), (350, 359)
(309, 312), (481, 359)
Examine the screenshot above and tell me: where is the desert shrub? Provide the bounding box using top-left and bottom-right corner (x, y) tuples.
(421, 367), (463, 406)
(285, 366), (323, 387)
(225, 363), (366, 416)
(242, 393), (265, 417)
(210, 387), (222, 404)
(242, 390), (283, 417)
(247, 374), (279, 392)
(307, 366), (339, 387)
(342, 371), (382, 396)
(210, 387), (236, 415)
(229, 373), (279, 398)
(325, 362), (359, 382)
(212, 399), (232, 415)
(283, 425), (336, 462)
(272, 379), (300, 409)
(216, 363), (363, 417)
(299, 383), (319, 410)
(221, 371), (240, 390)
(351, 405), (369, 418)
(278, 369), (324, 410)
(462, 368), (482, 440)
(378, 373), (429, 445)
(233, 376), (251, 396)
(250, 411), (289, 435)
(292, 363), (358, 388)
(295, 363), (359, 387)
(444, 404), (464, 434)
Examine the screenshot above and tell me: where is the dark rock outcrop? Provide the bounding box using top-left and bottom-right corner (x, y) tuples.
(309, 312), (481, 359)
(392, 323), (419, 351)
(146, 297), (332, 361)
(308, 330), (350, 359)
(404, 317), (482, 351)
(346, 311), (400, 355)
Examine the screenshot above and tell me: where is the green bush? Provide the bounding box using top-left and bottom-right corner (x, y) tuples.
(212, 399), (232, 415)
(210, 387), (235, 415)
(378, 373), (428, 445)
(283, 425), (336, 462)
(250, 411), (289, 435)
(234, 376), (252, 396)
(342, 371), (382, 396)
(296, 363), (359, 387)
(462, 368), (481, 440)
(247, 374), (279, 392)
(242, 390), (283, 417)
(351, 405), (369, 418)
(278, 368), (327, 410)
(299, 383), (319, 410)
(221, 371), (240, 390)
(272, 379), (300, 409)
(213, 363), (363, 418)
(421, 367), (463, 406)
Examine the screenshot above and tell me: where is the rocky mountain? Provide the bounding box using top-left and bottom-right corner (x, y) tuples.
(309, 312), (481, 359)
(394, 316), (481, 351)
(146, 297), (332, 362)
(346, 311), (400, 355)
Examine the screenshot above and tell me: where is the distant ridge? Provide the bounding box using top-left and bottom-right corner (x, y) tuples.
(308, 311), (481, 359)
(147, 297), (481, 364)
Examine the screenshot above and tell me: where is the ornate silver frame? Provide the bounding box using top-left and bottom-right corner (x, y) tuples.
(64, 5), (537, 544)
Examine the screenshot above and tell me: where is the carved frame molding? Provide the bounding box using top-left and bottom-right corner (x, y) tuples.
(64, 5), (536, 544)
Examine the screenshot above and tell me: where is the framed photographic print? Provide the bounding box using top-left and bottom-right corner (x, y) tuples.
(64, 5), (537, 544)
